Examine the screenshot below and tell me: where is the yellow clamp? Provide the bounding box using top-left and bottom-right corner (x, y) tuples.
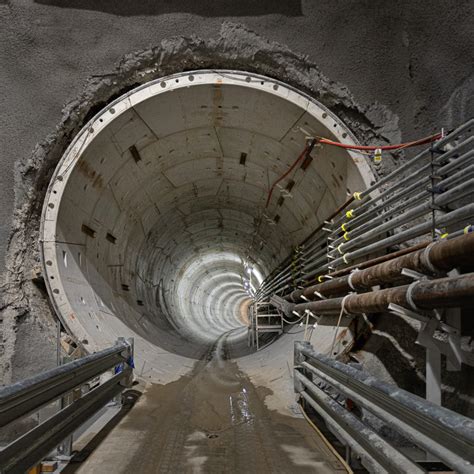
(464, 224), (472, 234)
(346, 209), (355, 219)
(373, 148), (382, 165)
(317, 275), (324, 283)
(343, 254), (350, 264)
(440, 233), (449, 239)
(343, 232), (350, 241)
(341, 222), (348, 232)
(353, 191), (363, 200)
(337, 243), (345, 254)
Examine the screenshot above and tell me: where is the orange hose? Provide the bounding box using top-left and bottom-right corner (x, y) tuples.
(317, 132), (442, 151)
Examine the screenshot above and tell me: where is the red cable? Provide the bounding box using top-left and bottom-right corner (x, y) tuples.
(264, 131), (441, 209)
(317, 132), (442, 151)
(265, 144), (309, 208)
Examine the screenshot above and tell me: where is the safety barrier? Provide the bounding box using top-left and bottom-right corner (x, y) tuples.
(294, 341), (474, 473)
(0, 338), (134, 473)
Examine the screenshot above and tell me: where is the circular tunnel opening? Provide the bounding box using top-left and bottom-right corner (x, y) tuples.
(40, 70), (373, 380)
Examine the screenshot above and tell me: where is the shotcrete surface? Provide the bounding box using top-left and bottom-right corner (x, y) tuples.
(1, 0), (474, 270)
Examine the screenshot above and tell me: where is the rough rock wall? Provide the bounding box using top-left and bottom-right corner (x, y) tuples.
(1, 0), (473, 272)
(0, 21), (399, 383)
(0, 1), (472, 407)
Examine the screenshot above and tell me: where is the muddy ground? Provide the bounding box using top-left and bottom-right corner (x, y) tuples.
(64, 334), (345, 473)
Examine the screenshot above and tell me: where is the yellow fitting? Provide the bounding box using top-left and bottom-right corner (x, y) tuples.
(341, 222), (347, 232)
(440, 233), (449, 239)
(337, 243), (345, 254)
(373, 148), (382, 165)
(343, 232), (350, 241)
(353, 191), (362, 200)
(346, 209), (355, 219)
(343, 254), (350, 264)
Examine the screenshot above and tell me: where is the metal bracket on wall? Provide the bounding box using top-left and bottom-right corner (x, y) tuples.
(389, 302), (472, 367)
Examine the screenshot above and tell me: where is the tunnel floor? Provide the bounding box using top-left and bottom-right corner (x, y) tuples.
(65, 333), (345, 473)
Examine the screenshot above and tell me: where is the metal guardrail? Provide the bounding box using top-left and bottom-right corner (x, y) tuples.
(0, 338), (134, 473)
(294, 341), (474, 474)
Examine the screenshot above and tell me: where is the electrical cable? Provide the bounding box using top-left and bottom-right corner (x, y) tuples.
(265, 142), (312, 208)
(264, 132), (441, 208)
(316, 132), (442, 151)
(281, 313), (305, 325)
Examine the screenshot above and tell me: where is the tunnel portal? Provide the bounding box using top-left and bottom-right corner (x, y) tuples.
(40, 70), (373, 380)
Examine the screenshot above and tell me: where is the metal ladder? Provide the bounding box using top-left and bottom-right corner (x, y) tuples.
(248, 302), (283, 351)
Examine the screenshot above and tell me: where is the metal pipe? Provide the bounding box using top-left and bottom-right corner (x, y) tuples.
(358, 121), (474, 200)
(257, 122), (473, 299)
(264, 202), (473, 298)
(341, 182), (431, 239)
(438, 161), (474, 190)
(333, 162), (432, 234)
(286, 233), (474, 302)
(333, 134), (474, 228)
(337, 178), (474, 254)
(259, 243), (330, 296)
(440, 148), (474, 175)
(291, 272), (474, 315)
(332, 150), (474, 242)
(297, 242), (430, 288)
(258, 213), (352, 298)
(326, 241), (429, 278)
(333, 202), (474, 268)
(296, 342), (474, 472)
(339, 158), (474, 241)
(447, 225), (473, 239)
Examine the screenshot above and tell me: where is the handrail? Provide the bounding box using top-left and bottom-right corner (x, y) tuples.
(0, 339), (132, 427)
(0, 338), (134, 474)
(294, 341), (474, 473)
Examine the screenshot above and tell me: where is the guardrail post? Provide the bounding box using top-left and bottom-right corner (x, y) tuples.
(115, 337), (134, 390)
(56, 436), (73, 460)
(294, 341), (312, 393)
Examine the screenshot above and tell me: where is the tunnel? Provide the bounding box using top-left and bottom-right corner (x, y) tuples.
(0, 2), (472, 470)
(40, 70), (373, 383)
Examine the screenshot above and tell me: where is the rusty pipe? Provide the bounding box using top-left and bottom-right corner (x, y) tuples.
(297, 240), (430, 289)
(290, 272), (474, 315)
(286, 233), (474, 303)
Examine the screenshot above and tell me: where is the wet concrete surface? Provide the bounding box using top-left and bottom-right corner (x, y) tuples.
(66, 334), (345, 473)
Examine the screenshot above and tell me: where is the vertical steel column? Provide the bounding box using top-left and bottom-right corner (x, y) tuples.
(426, 348), (442, 406)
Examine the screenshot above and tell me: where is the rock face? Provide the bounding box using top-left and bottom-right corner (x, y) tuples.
(0, 3), (472, 419)
(0, 22), (396, 383)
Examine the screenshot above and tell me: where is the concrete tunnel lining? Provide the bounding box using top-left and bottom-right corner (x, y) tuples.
(40, 70), (374, 383)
